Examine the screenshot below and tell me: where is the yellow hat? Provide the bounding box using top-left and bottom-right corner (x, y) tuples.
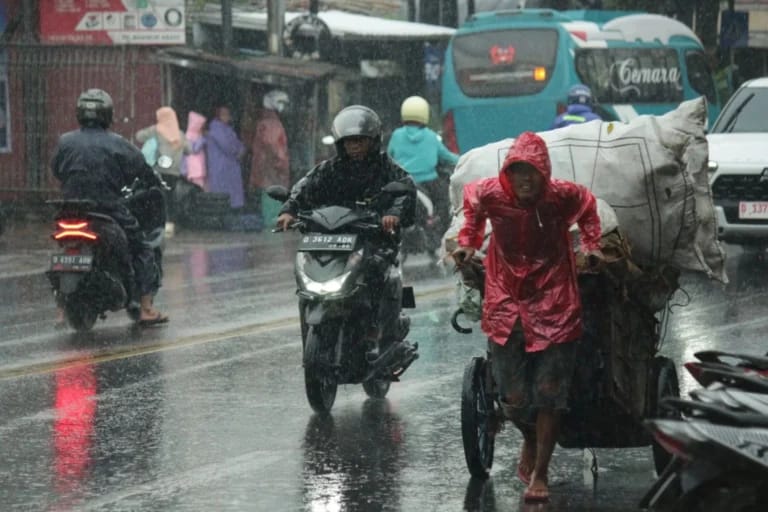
(400, 96), (429, 125)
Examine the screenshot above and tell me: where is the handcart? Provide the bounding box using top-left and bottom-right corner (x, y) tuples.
(455, 233), (682, 479)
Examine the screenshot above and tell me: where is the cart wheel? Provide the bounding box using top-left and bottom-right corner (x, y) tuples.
(461, 356), (496, 479)
(651, 356), (680, 475)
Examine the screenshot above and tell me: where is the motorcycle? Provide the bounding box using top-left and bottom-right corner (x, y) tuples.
(46, 162), (169, 331)
(267, 182), (419, 414)
(400, 168), (452, 265)
(639, 352), (768, 512)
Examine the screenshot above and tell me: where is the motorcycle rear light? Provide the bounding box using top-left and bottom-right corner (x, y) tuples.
(54, 230), (98, 241)
(54, 219), (97, 241)
(57, 221), (88, 230)
(652, 430), (693, 461)
(684, 362), (705, 383)
(556, 102), (567, 115)
(442, 110), (459, 154)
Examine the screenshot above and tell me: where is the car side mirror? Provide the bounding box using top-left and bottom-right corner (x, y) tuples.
(265, 185), (290, 203)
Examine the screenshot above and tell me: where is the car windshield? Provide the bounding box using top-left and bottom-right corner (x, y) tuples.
(710, 86), (768, 133)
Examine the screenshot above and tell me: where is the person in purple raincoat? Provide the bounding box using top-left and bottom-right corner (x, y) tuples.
(206, 106), (246, 209)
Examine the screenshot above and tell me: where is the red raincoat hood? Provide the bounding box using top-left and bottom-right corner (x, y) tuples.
(498, 131), (552, 202)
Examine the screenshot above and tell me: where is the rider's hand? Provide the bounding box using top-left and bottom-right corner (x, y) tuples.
(276, 213), (295, 232)
(382, 215), (400, 233)
(452, 246), (476, 266)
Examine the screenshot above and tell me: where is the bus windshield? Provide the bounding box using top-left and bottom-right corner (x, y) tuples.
(452, 29), (559, 97)
(574, 48), (684, 103)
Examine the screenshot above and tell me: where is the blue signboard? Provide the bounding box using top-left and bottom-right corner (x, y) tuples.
(720, 10), (749, 49)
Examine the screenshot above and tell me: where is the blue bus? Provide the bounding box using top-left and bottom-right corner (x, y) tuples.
(440, 9), (720, 153)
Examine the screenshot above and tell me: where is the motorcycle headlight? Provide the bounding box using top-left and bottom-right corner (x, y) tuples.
(299, 270), (352, 294)
(707, 160), (718, 173)
(295, 252), (354, 295)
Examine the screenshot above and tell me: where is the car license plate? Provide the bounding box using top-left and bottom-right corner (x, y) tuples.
(298, 234), (357, 251)
(51, 254), (93, 272)
(739, 201), (768, 220)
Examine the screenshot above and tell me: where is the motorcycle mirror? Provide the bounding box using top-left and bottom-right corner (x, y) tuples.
(265, 185), (290, 203)
(321, 135), (335, 146)
(157, 154), (173, 170)
(381, 181), (411, 196)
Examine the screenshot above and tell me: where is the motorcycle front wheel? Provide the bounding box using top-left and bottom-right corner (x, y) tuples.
(362, 377), (390, 399)
(304, 325), (338, 414)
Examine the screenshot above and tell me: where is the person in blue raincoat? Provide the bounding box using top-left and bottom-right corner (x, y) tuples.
(550, 84), (602, 129)
(387, 96), (458, 236)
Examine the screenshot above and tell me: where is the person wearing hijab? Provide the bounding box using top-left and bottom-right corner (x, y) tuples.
(182, 111), (208, 190)
(135, 106), (190, 235)
(206, 106), (246, 209)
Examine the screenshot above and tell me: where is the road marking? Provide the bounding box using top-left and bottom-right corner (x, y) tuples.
(0, 285), (455, 381)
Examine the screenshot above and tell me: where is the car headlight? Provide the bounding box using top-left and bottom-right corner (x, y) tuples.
(707, 160), (718, 173)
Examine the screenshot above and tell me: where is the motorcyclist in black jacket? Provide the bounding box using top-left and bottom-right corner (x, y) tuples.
(276, 105), (417, 350)
(276, 105), (416, 233)
(51, 88), (168, 325)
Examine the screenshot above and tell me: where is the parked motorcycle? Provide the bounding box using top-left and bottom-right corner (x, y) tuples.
(46, 166), (168, 331)
(267, 182), (419, 414)
(639, 351), (768, 512)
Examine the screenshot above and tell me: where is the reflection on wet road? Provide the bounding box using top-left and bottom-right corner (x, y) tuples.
(1, 227), (766, 511)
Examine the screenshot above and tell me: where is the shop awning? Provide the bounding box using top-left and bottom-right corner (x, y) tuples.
(155, 46), (340, 86)
(193, 8), (456, 42)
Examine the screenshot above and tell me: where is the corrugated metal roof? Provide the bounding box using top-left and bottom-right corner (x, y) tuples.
(156, 46), (340, 85)
(193, 8), (455, 42)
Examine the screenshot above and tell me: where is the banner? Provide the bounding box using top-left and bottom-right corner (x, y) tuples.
(39, 0), (185, 45)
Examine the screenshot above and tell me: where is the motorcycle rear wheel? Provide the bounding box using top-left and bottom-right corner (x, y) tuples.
(64, 301), (97, 332)
(304, 326), (338, 414)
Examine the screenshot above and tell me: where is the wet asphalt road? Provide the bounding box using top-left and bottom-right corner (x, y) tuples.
(0, 222), (767, 512)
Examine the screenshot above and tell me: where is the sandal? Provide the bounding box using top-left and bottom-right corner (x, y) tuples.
(138, 312), (169, 326)
(523, 479), (550, 503)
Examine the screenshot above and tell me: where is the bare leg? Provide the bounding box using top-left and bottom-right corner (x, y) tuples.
(139, 294), (168, 323)
(502, 393), (537, 482)
(526, 407), (560, 500)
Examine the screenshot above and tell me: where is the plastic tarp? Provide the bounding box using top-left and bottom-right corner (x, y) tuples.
(443, 97), (727, 282)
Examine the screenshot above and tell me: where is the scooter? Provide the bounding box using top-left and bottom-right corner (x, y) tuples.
(47, 163), (168, 331)
(267, 182), (419, 414)
(639, 351), (768, 511)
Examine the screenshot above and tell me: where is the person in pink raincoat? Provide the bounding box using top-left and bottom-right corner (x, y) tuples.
(452, 131), (604, 503)
(248, 90), (291, 224)
(182, 111), (208, 190)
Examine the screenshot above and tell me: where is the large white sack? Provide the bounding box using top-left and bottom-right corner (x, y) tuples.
(443, 97), (727, 282)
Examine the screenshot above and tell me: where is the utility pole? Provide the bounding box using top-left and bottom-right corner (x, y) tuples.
(222, 0), (233, 54)
(267, 0), (285, 56)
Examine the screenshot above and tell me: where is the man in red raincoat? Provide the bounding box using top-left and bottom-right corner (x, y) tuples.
(452, 131), (603, 502)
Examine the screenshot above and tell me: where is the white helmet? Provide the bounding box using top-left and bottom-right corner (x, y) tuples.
(400, 96), (429, 125)
(263, 90), (290, 113)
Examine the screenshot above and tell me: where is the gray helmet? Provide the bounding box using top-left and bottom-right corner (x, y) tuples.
(331, 105), (382, 157)
(76, 88), (113, 128)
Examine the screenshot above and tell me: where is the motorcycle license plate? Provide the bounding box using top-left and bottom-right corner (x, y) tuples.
(739, 201), (768, 220)
(51, 254), (93, 272)
(298, 234), (357, 251)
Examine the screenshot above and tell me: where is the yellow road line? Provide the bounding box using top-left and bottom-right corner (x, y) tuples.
(0, 285), (454, 381)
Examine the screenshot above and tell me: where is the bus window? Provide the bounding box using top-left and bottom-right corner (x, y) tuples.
(574, 48), (683, 103)
(685, 50), (717, 105)
(452, 29), (558, 97)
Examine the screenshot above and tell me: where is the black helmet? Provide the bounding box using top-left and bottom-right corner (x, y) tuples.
(76, 88), (113, 128)
(331, 105), (382, 157)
